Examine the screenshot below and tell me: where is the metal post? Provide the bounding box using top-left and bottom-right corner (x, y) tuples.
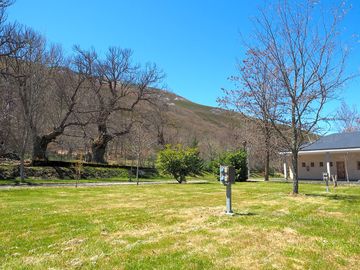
(220, 165), (235, 216)
(323, 172), (329, 192)
(225, 182), (233, 215)
(325, 175), (329, 192)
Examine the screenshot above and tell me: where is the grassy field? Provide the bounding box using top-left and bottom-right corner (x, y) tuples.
(0, 182), (359, 269)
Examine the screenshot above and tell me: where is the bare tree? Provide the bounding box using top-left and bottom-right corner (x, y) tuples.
(336, 102), (360, 133)
(75, 46), (163, 163)
(30, 48), (90, 161)
(0, 1), (23, 158)
(143, 91), (171, 147)
(238, 0), (353, 193)
(2, 30), (73, 162)
(127, 121), (156, 184)
(0, 1), (33, 181)
(219, 50), (279, 181)
(0, 28), (49, 180)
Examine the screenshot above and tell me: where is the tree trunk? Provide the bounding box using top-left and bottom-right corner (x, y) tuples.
(129, 159), (133, 182)
(32, 128), (65, 161)
(178, 175), (185, 184)
(157, 128), (165, 146)
(292, 151), (299, 194)
(19, 126), (29, 184)
(19, 152), (25, 183)
(136, 152), (140, 185)
(264, 128), (270, 181)
(291, 101), (299, 194)
(264, 147), (270, 181)
(91, 139), (109, 164)
(32, 135), (51, 161)
(91, 122), (113, 164)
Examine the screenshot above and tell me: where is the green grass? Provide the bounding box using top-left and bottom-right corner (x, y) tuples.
(0, 182), (359, 269)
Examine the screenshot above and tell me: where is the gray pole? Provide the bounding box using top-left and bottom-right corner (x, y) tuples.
(226, 183), (233, 215)
(325, 175), (329, 193)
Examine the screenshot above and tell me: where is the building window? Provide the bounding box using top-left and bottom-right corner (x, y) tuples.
(319, 162), (324, 167)
(357, 161), (360, 170)
(310, 162), (314, 167)
(302, 162), (306, 168)
(330, 162), (333, 167)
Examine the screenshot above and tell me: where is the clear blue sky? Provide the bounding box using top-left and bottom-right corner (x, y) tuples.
(7, 0), (360, 112)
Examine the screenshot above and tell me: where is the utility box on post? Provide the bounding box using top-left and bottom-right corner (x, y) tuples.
(220, 165), (235, 185)
(220, 165), (235, 215)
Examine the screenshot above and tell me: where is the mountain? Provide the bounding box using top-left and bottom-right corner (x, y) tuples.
(46, 88), (268, 169)
(144, 89), (248, 160)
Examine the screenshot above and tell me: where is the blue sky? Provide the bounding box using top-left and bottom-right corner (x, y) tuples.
(7, 0), (360, 113)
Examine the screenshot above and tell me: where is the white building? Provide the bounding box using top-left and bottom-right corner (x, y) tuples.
(284, 132), (360, 181)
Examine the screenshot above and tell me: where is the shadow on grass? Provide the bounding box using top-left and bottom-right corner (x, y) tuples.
(232, 212), (257, 216)
(305, 193), (360, 202)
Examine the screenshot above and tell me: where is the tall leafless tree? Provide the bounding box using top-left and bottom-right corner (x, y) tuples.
(219, 50), (279, 181)
(30, 47), (90, 161)
(127, 120), (156, 184)
(0, 28), (47, 180)
(0, 0), (21, 156)
(3, 30), (63, 162)
(235, 0), (353, 193)
(75, 46), (163, 163)
(144, 91), (171, 147)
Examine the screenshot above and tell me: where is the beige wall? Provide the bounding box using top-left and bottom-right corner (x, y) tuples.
(284, 152), (360, 181)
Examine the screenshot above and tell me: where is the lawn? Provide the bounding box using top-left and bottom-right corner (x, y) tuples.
(0, 182), (359, 269)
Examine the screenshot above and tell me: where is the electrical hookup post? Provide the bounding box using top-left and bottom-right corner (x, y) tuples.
(220, 165), (236, 215)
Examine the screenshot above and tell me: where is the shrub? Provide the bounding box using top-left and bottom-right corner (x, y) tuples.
(156, 144), (203, 183)
(211, 150), (248, 182)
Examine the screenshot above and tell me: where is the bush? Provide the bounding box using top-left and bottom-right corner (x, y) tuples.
(156, 144), (203, 183)
(210, 150), (248, 182)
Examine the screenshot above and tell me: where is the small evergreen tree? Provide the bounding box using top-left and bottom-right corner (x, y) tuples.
(156, 144), (203, 183)
(211, 150), (248, 182)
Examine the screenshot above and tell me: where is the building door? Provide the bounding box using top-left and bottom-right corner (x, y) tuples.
(336, 161), (346, 180)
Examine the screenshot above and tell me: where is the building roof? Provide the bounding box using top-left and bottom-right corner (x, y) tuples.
(301, 132), (360, 152)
